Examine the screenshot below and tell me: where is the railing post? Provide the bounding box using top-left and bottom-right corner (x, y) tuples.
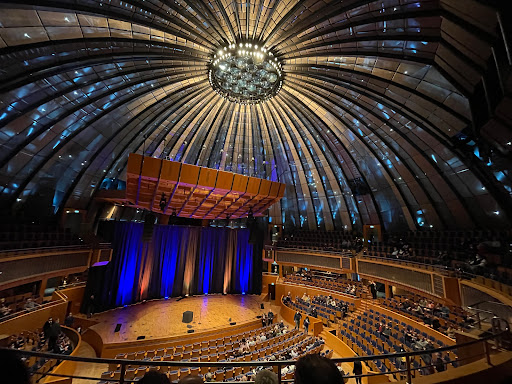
(405, 355), (412, 384)
(277, 362), (282, 384)
(119, 361), (126, 384)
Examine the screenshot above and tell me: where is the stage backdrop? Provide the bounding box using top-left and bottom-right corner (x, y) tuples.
(99, 222), (262, 308)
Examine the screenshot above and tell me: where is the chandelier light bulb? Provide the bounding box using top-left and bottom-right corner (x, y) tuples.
(209, 40), (283, 104)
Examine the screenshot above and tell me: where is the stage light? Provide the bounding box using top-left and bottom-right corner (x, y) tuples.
(164, 296), (169, 300)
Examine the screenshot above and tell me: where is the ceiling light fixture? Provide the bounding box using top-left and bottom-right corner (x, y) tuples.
(209, 41), (283, 104)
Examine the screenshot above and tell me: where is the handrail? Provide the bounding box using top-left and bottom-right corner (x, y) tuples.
(56, 281), (87, 291)
(0, 296), (66, 324)
(359, 254), (461, 275)
(274, 247), (354, 257)
(0, 244), (91, 257)
(1, 328), (506, 365)
(2, 324), (509, 383)
(357, 254), (492, 285)
(469, 300), (512, 309)
(0, 242), (112, 257)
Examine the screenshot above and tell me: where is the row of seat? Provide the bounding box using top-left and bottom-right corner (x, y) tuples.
(338, 307), (458, 378)
(111, 323), (281, 364)
(285, 275), (367, 298)
(380, 299), (470, 333)
(101, 333), (323, 383)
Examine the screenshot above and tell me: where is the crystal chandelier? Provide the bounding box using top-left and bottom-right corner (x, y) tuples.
(209, 42), (283, 104)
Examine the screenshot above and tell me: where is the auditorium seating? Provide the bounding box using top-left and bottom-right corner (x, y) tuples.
(379, 294), (472, 334)
(102, 323), (326, 382)
(0, 293), (44, 320)
(6, 325), (75, 381)
(276, 229), (363, 252)
(283, 294), (458, 379)
(0, 222), (84, 250)
(285, 294), (355, 326)
(338, 306), (458, 378)
(367, 229), (512, 284)
(284, 274), (369, 298)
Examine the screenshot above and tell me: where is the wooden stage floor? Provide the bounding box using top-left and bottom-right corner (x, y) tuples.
(88, 294), (268, 343)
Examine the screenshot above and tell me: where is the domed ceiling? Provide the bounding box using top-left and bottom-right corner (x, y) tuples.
(0, 0), (511, 231)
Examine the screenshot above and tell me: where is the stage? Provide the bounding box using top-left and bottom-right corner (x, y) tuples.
(87, 294), (269, 344)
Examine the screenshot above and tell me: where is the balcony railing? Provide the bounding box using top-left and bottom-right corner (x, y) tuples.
(2, 317), (509, 384)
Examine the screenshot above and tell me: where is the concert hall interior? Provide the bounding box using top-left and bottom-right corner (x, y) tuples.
(1, 1), (512, 384)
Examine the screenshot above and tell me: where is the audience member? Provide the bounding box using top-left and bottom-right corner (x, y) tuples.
(295, 354), (344, 384)
(64, 312), (75, 327)
(294, 311), (302, 330)
(353, 360), (363, 384)
(0, 349), (30, 384)
(434, 353), (446, 372)
(140, 371), (171, 384)
(43, 317), (54, 338)
(254, 369), (277, 384)
(178, 375), (203, 384)
(303, 316), (310, 333)
(24, 298), (38, 311)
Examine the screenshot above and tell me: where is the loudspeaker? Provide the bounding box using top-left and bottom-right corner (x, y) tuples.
(187, 329), (195, 333)
(114, 323), (122, 333)
(230, 322), (236, 325)
(260, 303), (264, 309)
(182, 311), (194, 323)
(137, 336), (146, 340)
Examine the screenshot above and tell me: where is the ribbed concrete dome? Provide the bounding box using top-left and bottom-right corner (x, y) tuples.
(0, 0), (511, 230)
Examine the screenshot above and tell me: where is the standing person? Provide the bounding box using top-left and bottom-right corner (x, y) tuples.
(43, 317), (53, 339)
(303, 316), (310, 334)
(294, 311), (302, 330)
(267, 310), (274, 325)
(261, 313), (267, 327)
(353, 360), (363, 384)
(48, 319), (61, 352)
(369, 281), (377, 299)
(87, 294), (95, 318)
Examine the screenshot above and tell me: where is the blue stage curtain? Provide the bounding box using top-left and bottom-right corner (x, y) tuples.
(102, 222), (261, 308)
(106, 222), (145, 307)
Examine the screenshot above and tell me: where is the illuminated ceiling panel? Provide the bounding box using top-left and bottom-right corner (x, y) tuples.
(0, 0), (510, 231)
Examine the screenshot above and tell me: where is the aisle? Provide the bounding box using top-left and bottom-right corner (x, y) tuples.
(72, 341), (105, 384)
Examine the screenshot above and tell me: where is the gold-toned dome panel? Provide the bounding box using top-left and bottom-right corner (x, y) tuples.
(0, 1), (510, 231)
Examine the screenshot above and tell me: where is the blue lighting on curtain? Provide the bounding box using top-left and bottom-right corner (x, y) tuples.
(153, 225), (182, 298)
(198, 227), (221, 295)
(112, 222), (144, 307)
(105, 222), (259, 309)
(235, 229), (252, 295)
